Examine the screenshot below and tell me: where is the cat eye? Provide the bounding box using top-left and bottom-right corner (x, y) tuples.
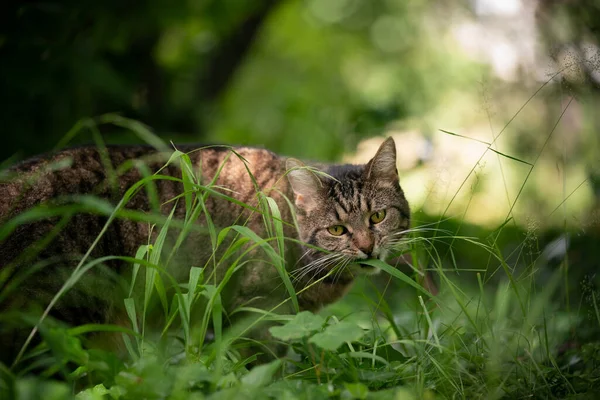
(327, 225), (347, 236)
(369, 210), (386, 224)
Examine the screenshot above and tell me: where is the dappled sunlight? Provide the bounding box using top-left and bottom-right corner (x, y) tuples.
(340, 0), (598, 230)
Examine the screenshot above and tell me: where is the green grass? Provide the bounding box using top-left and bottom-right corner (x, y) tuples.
(1, 114), (599, 400)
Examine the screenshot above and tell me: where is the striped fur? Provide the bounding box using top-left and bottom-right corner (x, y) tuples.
(0, 138), (409, 360)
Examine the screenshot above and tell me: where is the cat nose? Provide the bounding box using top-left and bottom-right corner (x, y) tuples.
(353, 234), (374, 257)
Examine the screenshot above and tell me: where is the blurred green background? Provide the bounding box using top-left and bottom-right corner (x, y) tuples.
(3, 3), (600, 393)
(1, 0), (599, 229)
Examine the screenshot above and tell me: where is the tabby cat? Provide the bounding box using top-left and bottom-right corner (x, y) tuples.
(0, 137), (410, 362)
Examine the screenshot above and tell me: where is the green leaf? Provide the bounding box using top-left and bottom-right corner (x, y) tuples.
(115, 358), (171, 399)
(269, 311), (325, 340)
(309, 321), (364, 351)
(124, 298), (139, 335)
(178, 266), (205, 347)
(179, 152), (196, 220)
(0, 362), (15, 400)
(144, 205), (176, 319)
(228, 225), (299, 312)
(40, 328), (89, 365)
(97, 114), (168, 151)
(15, 378), (71, 400)
(240, 359), (282, 387)
(129, 245), (150, 298)
(265, 196), (299, 313)
(342, 382), (369, 399)
(76, 384), (109, 400)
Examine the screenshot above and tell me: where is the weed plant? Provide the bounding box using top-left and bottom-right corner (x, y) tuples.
(0, 102), (598, 400)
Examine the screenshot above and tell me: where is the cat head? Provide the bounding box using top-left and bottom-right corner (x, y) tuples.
(287, 137), (410, 277)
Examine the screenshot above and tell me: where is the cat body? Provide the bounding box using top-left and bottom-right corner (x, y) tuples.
(0, 138), (409, 361)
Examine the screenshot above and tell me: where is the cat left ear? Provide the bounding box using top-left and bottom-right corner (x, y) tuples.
(365, 137), (398, 183)
(286, 158), (325, 212)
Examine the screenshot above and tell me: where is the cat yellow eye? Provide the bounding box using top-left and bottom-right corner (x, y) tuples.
(370, 210), (386, 224)
(327, 225), (347, 236)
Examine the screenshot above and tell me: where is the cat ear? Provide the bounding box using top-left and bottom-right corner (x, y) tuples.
(365, 137), (398, 183)
(286, 158), (325, 211)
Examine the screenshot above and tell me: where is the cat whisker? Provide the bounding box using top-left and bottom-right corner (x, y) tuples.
(292, 248), (319, 270)
(272, 254), (342, 295)
(331, 257), (354, 284)
(291, 253), (344, 283)
(387, 235), (447, 247)
(293, 251), (337, 272)
(309, 254), (350, 284)
(389, 226), (453, 237)
(330, 263), (345, 285)
(297, 252), (341, 274)
(321, 255), (351, 285)
(385, 237), (411, 245)
(313, 255), (347, 278)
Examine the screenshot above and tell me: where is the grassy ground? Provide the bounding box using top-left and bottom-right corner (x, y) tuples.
(1, 115), (599, 400)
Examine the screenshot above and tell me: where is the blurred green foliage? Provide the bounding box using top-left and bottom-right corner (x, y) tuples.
(4, 0), (600, 230)
(0, 0), (480, 161)
(0, 0), (275, 158)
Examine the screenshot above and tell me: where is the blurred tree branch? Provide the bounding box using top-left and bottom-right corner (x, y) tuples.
(200, 0), (281, 104)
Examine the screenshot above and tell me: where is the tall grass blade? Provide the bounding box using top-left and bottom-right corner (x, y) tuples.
(360, 259), (432, 298)
(144, 206), (176, 325)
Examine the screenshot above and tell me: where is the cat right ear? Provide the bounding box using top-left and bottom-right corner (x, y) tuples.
(286, 158), (325, 212)
(365, 137), (398, 185)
